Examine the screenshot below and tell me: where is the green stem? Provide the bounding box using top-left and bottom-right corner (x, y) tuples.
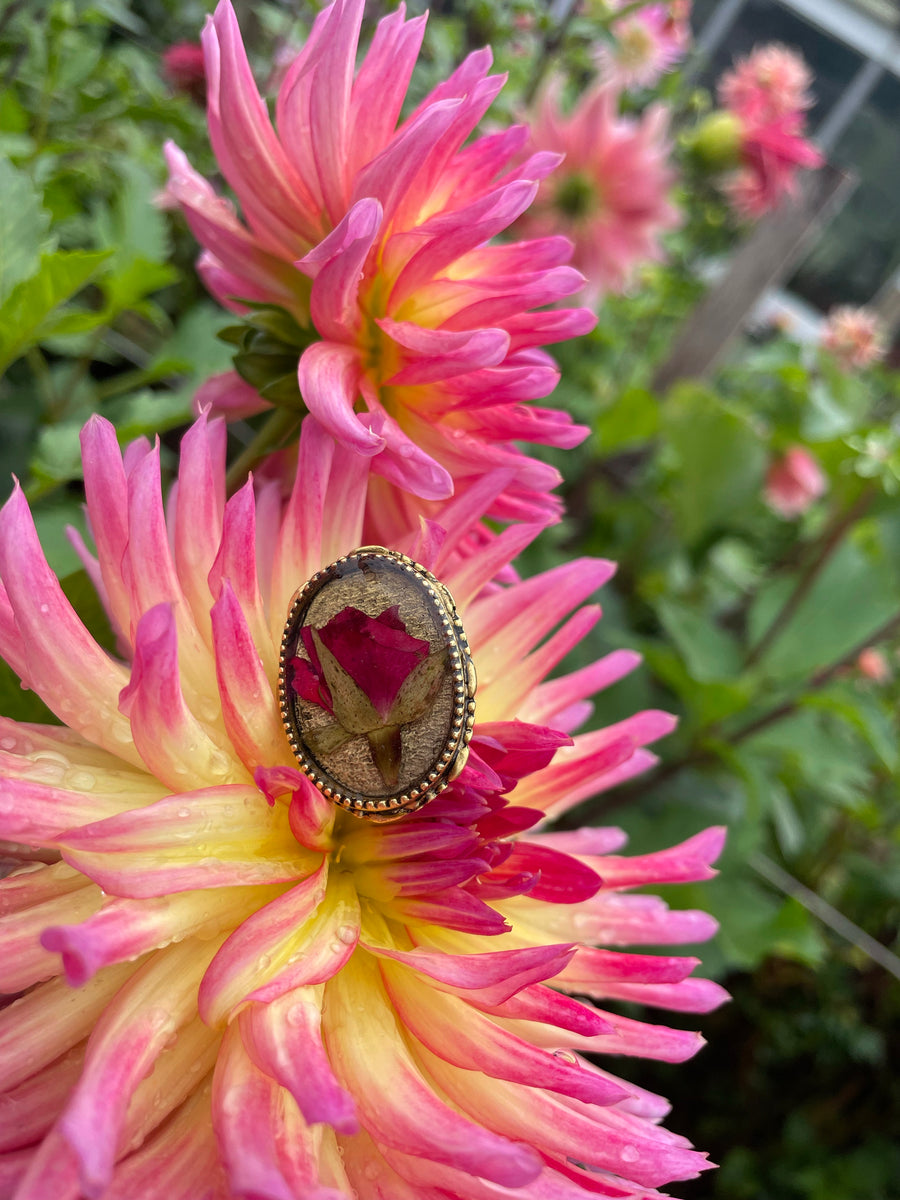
(225, 406), (303, 494)
(743, 488), (875, 670)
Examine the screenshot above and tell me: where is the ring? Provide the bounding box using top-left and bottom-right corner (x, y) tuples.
(279, 547), (476, 820)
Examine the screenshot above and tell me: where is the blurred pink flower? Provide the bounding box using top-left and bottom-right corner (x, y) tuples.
(161, 41), (206, 103)
(821, 305), (886, 371)
(0, 412), (726, 1198)
(597, 0), (692, 90)
(716, 44), (822, 219)
(163, 0), (595, 524)
(764, 445), (827, 517)
(520, 82), (680, 302)
(718, 43), (814, 122)
(857, 647), (891, 683)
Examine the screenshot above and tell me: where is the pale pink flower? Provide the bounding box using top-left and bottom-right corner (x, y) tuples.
(0, 413), (726, 1198)
(764, 445), (827, 517)
(821, 305), (886, 371)
(718, 43), (814, 123)
(597, 1), (692, 90)
(520, 82), (680, 303)
(163, 0), (594, 524)
(716, 44), (822, 219)
(857, 647), (891, 683)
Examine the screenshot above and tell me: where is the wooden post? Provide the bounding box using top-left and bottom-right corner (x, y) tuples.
(653, 164), (857, 393)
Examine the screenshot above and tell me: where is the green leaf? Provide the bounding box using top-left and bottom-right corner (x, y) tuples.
(0, 250), (112, 375)
(660, 383), (767, 543)
(102, 389), (193, 442)
(595, 386), (660, 453)
(655, 597), (742, 682)
(0, 159), (52, 304)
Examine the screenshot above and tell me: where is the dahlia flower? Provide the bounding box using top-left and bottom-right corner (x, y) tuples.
(713, 44), (822, 219)
(161, 42), (206, 104)
(596, 1), (692, 91)
(0, 412), (726, 1198)
(521, 83), (680, 303)
(821, 305), (886, 372)
(764, 445), (827, 518)
(163, 0), (594, 524)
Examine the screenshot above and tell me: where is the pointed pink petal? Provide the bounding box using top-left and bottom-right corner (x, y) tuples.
(297, 341), (382, 454)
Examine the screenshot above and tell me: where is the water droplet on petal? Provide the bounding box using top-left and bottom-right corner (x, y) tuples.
(336, 924), (356, 945)
(39, 603), (50, 614)
(553, 1049), (579, 1066)
(620, 1145), (640, 1164)
(0, 736), (16, 750)
(177, 808), (190, 819)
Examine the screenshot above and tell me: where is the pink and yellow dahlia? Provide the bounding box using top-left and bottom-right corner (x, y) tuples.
(596, 1), (692, 91)
(520, 83), (680, 303)
(0, 413), (725, 1198)
(821, 305), (886, 372)
(163, 0), (594, 524)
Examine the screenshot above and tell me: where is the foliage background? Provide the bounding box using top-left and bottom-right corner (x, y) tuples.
(1, 1), (898, 1196)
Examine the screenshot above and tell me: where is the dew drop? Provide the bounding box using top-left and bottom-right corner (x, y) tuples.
(256, 954), (272, 971)
(620, 1145), (640, 1164)
(177, 808), (190, 819)
(553, 1050), (579, 1066)
(336, 924), (356, 945)
(66, 770), (96, 790)
(363, 1163), (378, 1181)
(286, 1004), (307, 1028)
(0, 736), (16, 750)
(39, 603), (50, 614)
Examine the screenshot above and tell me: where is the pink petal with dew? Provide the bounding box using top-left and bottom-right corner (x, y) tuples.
(301, 198), (382, 341)
(297, 341), (381, 455)
(348, 820), (480, 864)
(59, 785), (315, 898)
(172, 412), (226, 646)
(383, 963), (629, 1107)
(446, 520), (550, 614)
(198, 865), (359, 1025)
(80, 415), (133, 643)
(340, 1133), (443, 1200)
(212, 1024), (346, 1200)
(381, 1146), (612, 1200)
(0, 961), (139, 1093)
(468, 402), (589, 451)
(479, 605), (602, 721)
(470, 981), (615, 1038)
(364, 404), (454, 502)
(379, 319), (510, 387)
(57, 939), (222, 1198)
(0, 881), (102, 993)
(558, 967), (731, 1014)
(437, 265), (585, 332)
(112, 1017), (220, 1176)
(381, 885), (510, 936)
(323, 954), (543, 1188)
(528, 826), (629, 856)
(415, 1041), (713, 1188)
(41, 885), (273, 988)
(363, 938), (576, 1008)
(490, 843), (600, 905)
(0, 860), (86, 914)
(4, 1128), (80, 1200)
(515, 889), (720, 947)
(204, 1), (320, 255)
(101, 1083), (229, 1200)
(211, 581), (291, 775)
(65, 525), (130, 660)
(285, 773), (335, 852)
(163, 143), (303, 312)
(239, 987), (358, 1133)
(578, 826), (728, 886)
(504, 306), (598, 353)
(0, 1045), (86, 1155)
(345, 7), (427, 178)
(208, 479), (277, 683)
(123, 446), (217, 700)
(354, 855), (490, 900)
(0, 777), (146, 847)
(0, 484), (137, 764)
(118, 604), (245, 791)
(522, 650), (642, 726)
(194, 369), (271, 420)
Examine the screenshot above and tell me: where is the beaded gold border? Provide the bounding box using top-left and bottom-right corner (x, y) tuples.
(278, 546), (476, 821)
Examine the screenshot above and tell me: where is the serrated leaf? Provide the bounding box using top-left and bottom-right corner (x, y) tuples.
(0, 159), (52, 303)
(0, 250), (112, 375)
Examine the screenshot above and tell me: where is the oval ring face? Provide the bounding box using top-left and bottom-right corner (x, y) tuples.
(279, 547), (476, 820)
